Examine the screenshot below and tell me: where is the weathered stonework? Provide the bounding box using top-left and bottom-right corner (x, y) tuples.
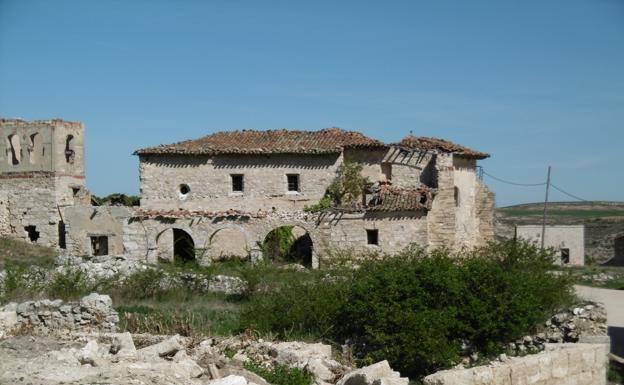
(0, 119), (88, 249)
(1, 120), (496, 265)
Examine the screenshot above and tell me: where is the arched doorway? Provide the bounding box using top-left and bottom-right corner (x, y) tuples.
(173, 228), (195, 264)
(262, 226), (313, 267)
(155, 228), (196, 264)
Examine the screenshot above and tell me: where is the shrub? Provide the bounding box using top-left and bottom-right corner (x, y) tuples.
(47, 269), (92, 300)
(240, 240), (573, 380)
(244, 360), (313, 385)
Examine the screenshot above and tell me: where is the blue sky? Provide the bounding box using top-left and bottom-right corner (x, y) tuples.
(1, 0), (622, 206)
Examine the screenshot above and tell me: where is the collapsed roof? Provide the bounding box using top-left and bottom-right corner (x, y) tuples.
(396, 135), (489, 159)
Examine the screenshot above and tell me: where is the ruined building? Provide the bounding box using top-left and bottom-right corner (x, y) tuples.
(0, 119), (495, 267)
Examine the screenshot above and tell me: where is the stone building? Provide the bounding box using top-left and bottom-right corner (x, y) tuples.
(0, 119), (89, 248)
(0, 120), (495, 266)
(516, 225), (585, 266)
(130, 128), (495, 266)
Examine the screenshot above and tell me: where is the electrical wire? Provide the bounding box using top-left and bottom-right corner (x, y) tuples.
(550, 184), (588, 202)
(481, 170), (547, 187)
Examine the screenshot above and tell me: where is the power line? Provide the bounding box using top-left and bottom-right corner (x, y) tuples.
(481, 170), (547, 187)
(550, 183), (588, 202)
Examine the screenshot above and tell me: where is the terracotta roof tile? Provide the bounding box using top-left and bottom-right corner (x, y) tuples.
(366, 185), (435, 212)
(397, 135), (489, 159)
(135, 128), (386, 155)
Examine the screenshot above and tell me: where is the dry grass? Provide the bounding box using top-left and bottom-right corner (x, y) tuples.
(0, 237), (57, 269)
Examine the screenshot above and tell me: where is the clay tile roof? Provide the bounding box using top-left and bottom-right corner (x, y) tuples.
(134, 128), (387, 155)
(397, 135), (489, 159)
(366, 185), (435, 212)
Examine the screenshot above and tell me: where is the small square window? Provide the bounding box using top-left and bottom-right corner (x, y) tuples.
(91, 236), (109, 256)
(231, 174), (244, 192)
(287, 174), (300, 192)
(366, 229), (379, 245)
(560, 248), (570, 264)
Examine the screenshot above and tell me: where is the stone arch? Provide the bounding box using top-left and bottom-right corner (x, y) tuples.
(29, 133), (43, 164)
(155, 227), (196, 264)
(7, 134), (20, 165)
(207, 226), (251, 262)
(262, 225), (314, 267)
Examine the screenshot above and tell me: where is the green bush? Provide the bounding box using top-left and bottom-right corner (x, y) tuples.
(240, 240), (573, 380)
(47, 269), (92, 300)
(244, 360), (313, 385)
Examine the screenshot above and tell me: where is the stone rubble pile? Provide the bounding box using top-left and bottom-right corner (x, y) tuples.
(507, 302), (607, 355)
(0, 293), (119, 336)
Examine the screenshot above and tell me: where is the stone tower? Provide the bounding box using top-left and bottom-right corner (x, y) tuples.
(0, 118), (89, 248)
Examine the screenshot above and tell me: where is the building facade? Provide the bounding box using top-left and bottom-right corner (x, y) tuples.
(0, 120), (495, 266)
(515, 225), (585, 266)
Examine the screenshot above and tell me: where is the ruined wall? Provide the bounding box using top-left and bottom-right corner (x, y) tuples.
(316, 212), (428, 259)
(0, 119), (87, 249)
(120, 210), (429, 267)
(0, 173), (60, 246)
(63, 206), (132, 256)
(516, 225), (585, 266)
(139, 153), (342, 212)
(424, 343), (608, 385)
(426, 154), (456, 250)
(475, 181), (495, 246)
(453, 156), (479, 249)
(383, 148), (437, 188)
(343, 148), (387, 182)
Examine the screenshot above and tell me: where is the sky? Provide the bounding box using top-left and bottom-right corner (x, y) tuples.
(0, 0), (622, 207)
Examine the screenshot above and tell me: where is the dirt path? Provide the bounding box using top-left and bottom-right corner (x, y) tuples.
(575, 285), (624, 328)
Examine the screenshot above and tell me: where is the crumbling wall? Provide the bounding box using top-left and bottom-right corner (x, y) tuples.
(0, 293), (119, 336)
(383, 148), (436, 188)
(63, 205), (132, 256)
(475, 181), (495, 246)
(0, 191), (9, 236)
(426, 154), (456, 250)
(424, 343), (608, 385)
(516, 225), (585, 266)
(139, 153), (342, 212)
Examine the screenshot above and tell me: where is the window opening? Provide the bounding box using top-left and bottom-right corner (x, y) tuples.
(91, 236), (109, 256)
(560, 248), (570, 264)
(231, 174), (244, 192)
(366, 229), (379, 245)
(287, 174), (300, 192)
(24, 226), (40, 242)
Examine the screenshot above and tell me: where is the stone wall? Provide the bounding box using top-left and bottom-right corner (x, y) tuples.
(0, 293), (119, 336)
(139, 153), (343, 212)
(426, 154), (456, 250)
(383, 148), (437, 188)
(424, 343), (609, 385)
(63, 205), (132, 256)
(516, 225), (585, 266)
(476, 182), (495, 247)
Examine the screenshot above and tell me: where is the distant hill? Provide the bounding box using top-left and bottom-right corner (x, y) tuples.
(497, 201), (624, 223)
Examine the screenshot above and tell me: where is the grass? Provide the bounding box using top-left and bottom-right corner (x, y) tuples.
(0, 237), (57, 269)
(556, 265), (624, 290)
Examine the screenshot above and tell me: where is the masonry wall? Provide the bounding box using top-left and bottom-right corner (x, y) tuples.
(424, 343), (608, 385)
(63, 206), (131, 256)
(516, 225), (585, 266)
(383, 148), (437, 188)
(426, 154), (456, 249)
(139, 153), (343, 212)
(120, 210), (429, 267)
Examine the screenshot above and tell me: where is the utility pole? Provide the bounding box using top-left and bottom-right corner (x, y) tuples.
(541, 166), (552, 249)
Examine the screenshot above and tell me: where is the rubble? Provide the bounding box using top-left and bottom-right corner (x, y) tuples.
(336, 360), (409, 385)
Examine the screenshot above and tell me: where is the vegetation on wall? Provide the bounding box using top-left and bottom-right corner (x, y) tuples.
(91, 193), (140, 207)
(305, 161), (371, 212)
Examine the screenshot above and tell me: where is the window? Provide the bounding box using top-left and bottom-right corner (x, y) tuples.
(366, 229), (379, 245)
(179, 184), (190, 195)
(560, 248), (570, 265)
(454, 186), (460, 207)
(24, 225), (39, 242)
(65, 135), (75, 164)
(231, 174), (244, 192)
(91, 236), (109, 256)
(287, 174), (300, 192)
(7, 134), (20, 165)
(72, 187), (80, 197)
(58, 221), (66, 249)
